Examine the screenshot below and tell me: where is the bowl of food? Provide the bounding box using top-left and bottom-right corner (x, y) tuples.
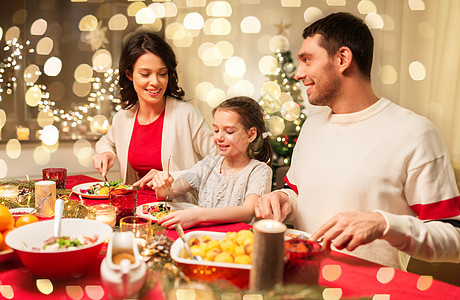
(170, 230), (253, 289)
(5, 218), (112, 279)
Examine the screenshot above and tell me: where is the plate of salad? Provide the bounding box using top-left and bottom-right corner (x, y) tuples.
(72, 180), (132, 199)
(136, 202), (199, 221)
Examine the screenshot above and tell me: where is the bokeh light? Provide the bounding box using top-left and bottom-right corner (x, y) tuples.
(33, 146), (51, 165)
(376, 267), (395, 284)
(127, 2), (146, 17)
(322, 264), (342, 281)
(409, 0), (425, 10)
(327, 0), (346, 6)
(261, 81), (281, 101)
(149, 3), (166, 18)
(206, 88), (226, 107)
(225, 56), (246, 78)
(304, 7), (324, 23)
(195, 82), (215, 102)
(92, 49), (112, 73)
(36, 279), (53, 295)
(30, 18), (47, 35)
(108, 14), (128, 31)
(44, 57), (62, 76)
(5, 26), (20, 42)
(409, 61), (426, 81)
(259, 56), (278, 75)
(163, 2), (178, 17)
(240, 16), (261, 33)
(416, 275), (433, 291)
(85, 286), (105, 299)
(379, 65), (398, 85)
(136, 7), (156, 24)
(41, 125), (59, 146)
(358, 0), (377, 14)
(322, 288), (343, 300)
(36, 37), (53, 55)
(37, 110), (54, 127)
(74, 64), (93, 83)
(207, 1), (232, 17)
(6, 139), (21, 159)
(281, 0), (301, 7)
(0, 160), (7, 178)
(269, 35), (289, 53)
(267, 116), (285, 136)
(281, 101), (300, 121)
(72, 81), (91, 97)
(25, 86), (42, 107)
(365, 13), (384, 29)
(90, 115), (110, 135)
(24, 64), (41, 84)
(0, 109), (6, 128)
(78, 15), (98, 31)
(66, 286), (84, 299)
(184, 12), (204, 30)
(0, 284), (13, 298)
(203, 18), (231, 35)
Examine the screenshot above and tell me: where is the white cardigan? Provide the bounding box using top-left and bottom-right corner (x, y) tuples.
(95, 97), (217, 186)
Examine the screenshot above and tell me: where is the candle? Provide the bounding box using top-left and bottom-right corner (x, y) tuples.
(42, 168), (67, 189)
(16, 126), (30, 140)
(0, 185), (19, 200)
(34, 180), (56, 218)
(87, 204), (117, 227)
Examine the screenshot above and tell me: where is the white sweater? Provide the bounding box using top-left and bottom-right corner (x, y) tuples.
(283, 98), (460, 269)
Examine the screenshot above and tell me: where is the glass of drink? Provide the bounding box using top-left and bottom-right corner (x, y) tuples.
(42, 168), (67, 189)
(109, 189), (137, 225)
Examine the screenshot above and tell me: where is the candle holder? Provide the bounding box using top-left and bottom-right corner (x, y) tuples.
(0, 185), (19, 200)
(16, 125), (30, 140)
(42, 168), (67, 189)
(87, 204), (117, 227)
(109, 189), (137, 225)
(34, 180), (56, 218)
(283, 238), (324, 285)
(120, 216), (153, 258)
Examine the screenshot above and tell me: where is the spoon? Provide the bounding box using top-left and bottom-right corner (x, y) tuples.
(53, 198), (65, 238)
(175, 223), (203, 261)
(30, 192), (53, 214)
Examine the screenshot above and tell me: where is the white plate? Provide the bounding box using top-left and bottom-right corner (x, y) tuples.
(284, 228), (311, 240)
(9, 207), (35, 215)
(72, 182), (108, 199)
(136, 202), (199, 221)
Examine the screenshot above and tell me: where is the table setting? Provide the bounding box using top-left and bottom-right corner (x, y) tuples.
(1, 172), (460, 299)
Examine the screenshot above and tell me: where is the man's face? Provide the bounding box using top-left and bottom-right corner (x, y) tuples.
(294, 34), (341, 108)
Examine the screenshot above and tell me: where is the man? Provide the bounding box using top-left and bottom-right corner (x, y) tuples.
(255, 12), (460, 269)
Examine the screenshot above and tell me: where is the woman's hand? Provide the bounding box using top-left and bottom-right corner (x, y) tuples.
(158, 209), (202, 229)
(146, 171), (174, 200)
(133, 169), (160, 189)
(93, 152), (116, 177)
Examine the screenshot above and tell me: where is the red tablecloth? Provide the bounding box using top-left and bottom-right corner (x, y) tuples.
(1, 175), (459, 299)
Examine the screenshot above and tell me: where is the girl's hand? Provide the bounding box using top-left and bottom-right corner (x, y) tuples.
(93, 152), (115, 177)
(133, 169), (160, 189)
(146, 171), (174, 190)
(158, 210), (202, 229)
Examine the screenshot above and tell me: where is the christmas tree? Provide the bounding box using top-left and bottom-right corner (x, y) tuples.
(259, 36), (306, 166)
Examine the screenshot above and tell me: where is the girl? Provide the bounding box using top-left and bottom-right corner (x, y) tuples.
(93, 32), (216, 202)
(148, 96), (273, 229)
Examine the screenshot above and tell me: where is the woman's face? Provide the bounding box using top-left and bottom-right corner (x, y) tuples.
(127, 52), (169, 107)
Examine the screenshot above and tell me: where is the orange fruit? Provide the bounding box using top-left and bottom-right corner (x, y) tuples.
(0, 205), (13, 232)
(15, 214), (39, 228)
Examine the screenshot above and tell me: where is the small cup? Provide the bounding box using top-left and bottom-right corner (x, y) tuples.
(283, 238), (324, 285)
(120, 216), (152, 258)
(109, 189), (137, 225)
(34, 180), (57, 218)
(87, 204), (117, 227)
(42, 168), (67, 189)
(0, 185), (19, 200)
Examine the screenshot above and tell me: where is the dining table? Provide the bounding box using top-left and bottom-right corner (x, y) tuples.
(1, 174), (459, 299)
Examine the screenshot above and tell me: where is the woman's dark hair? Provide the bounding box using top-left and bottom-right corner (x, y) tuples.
(118, 32), (185, 109)
(212, 96), (273, 164)
(303, 12), (374, 79)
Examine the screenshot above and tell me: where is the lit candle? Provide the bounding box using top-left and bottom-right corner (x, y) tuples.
(87, 204), (117, 227)
(0, 185), (19, 200)
(16, 126), (30, 140)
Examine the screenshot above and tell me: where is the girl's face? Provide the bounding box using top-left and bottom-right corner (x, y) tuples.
(126, 52), (169, 107)
(213, 108), (257, 161)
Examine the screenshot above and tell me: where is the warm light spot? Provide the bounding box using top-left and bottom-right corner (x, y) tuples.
(79, 15), (98, 31)
(326, 0), (346, 5)
(77, 146), (95, 168)
(379, 65), (398, 85)
(281, 101), (300, 121)
(418, 22), (434, 38)
(6, 139), (21, 159)
(136, 7), (156, 24)
(74, 64), (93, 84)
(198, 42), (214, 60)
(243, 294), (263, 300)
(25, 86), (42, 107)
(90, 115), (110, 135)
(409, 61), (426, 81)
(24, 64), (41, 84)
(148, 3), (166, 18)
(207, 88), (226, 108)
(304, 7), (324, 23)
(41, 125), (59, 146)
(227, 80), (255, 98)
(225, 56), (246, 78)
(206, 1), (232, 17)
(409, 0), (425, 10)
(203, 18), (231, 35)
(267, 116), (285, 136)
(73, 139), (92, 157)
(381, 14), (395, 31)
(30, 18), (47, 35)
(259, 56), (278, 75)
(240, 16), (261, 33)
(72, 81), (91, 97)
(223, 72), (240, 87)
(358, 0), (377, 14)
(37, 110), (54, 128)
(108, 14), (128, 31)
(127, 2), (146, 17)
(36, 279), (53, 295)
(165, 22), (185, 40)
(322, 264), (342, 282)
(0, 109), (6, 128)
(172, 31), (193, 48)
(376, 267), (395, 284)
(0, 27), (3, 41)
(269, 35), (289, 53)
(322, 288), (342, 300)
(195, 82), (215, 102)
(66, 286), (84, 299)
(184, 12), (204, 30)
(0, 285), (14, 299)
(281, 0), (301, 7)
(36, 37), (53, 55)
(417, 275), (433, 291)
(44, 57), (62, 76)
(365, 13), (384, 29)
(372, 295), (390, 300)
(187, 0), (206, 7)
(202, 46), (223, 66)
(215, 41), (233, 59)
(0, 160), (7, 178)
(85, 285), (105, 300)
(261, 81), (281, 101)
(279, 93), (293, 104)
(163, 2), (178, 17)
(5, 26), (20, 42)
(92, 49), (112, 73)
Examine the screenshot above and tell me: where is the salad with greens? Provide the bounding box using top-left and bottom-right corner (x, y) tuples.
(80, 179), (130, 195)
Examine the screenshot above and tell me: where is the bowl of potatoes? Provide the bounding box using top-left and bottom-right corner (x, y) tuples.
(170, 230), (253, 288)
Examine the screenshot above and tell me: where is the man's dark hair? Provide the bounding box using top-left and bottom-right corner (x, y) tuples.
(303, 12), (374, 79)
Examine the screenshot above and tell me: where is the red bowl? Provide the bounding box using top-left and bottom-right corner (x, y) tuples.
(5, 218), (112, 279)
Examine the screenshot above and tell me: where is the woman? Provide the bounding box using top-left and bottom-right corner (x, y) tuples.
(93, 32), (216, 201)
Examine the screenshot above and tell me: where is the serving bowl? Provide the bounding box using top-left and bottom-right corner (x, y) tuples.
(170, 231), (251, 288)
(5, 218), (112, 279)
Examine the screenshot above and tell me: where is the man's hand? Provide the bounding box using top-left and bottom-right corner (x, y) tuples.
(254, 191), (292, 222)
(133, 169), (160, 189)
(310, 211), (387, 251)
(93, 152), (115, 177)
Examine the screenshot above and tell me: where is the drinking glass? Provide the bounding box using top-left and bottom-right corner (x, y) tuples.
(87, 204), (117, 227)
(283, 238), (324, 285)
(109, 189), (137, 225)
(42, 168), (67, 189)
(120, 216), (152, 258)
